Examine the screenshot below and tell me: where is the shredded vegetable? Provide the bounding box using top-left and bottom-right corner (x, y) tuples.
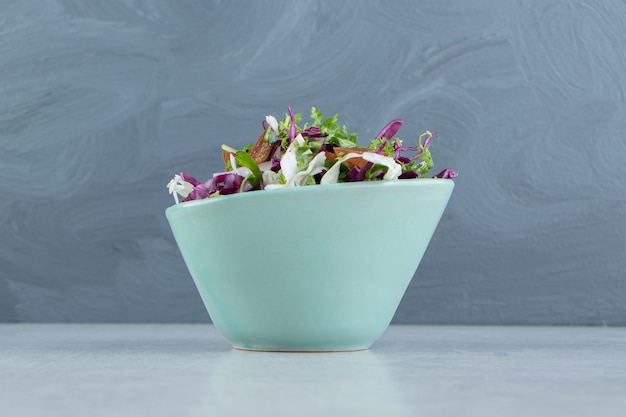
(167, 107), (457, 203)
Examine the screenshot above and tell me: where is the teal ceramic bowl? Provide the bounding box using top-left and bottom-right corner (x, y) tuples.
(166, 179), (454, 351)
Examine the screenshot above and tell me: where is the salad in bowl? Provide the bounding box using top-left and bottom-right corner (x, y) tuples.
(164, 106), (457, 351)
(167, 106), (457, 204)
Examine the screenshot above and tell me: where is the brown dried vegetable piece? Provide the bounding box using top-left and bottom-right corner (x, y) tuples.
(221, 132), (273, 171)
(221, 150), (231, 170)
(248, 132), (273, 164)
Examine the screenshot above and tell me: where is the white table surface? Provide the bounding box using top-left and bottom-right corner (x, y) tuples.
(1, 324), (625, 417)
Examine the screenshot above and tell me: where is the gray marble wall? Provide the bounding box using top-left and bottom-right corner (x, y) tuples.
(1, 0), (625, 324)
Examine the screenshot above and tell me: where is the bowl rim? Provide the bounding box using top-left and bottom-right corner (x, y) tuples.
(165, 178), (454, 214)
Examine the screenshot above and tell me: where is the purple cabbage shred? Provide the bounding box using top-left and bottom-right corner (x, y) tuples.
(183, 172), (248, 202)
(433, 168), (458, 179)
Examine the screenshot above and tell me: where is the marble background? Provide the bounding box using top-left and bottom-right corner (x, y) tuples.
(1, 0), (625, 324)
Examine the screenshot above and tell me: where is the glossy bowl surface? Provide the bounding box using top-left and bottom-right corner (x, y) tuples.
(166, 179), (454, 351)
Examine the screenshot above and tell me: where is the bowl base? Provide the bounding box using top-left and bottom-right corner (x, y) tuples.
(232, 345), (369, 353)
